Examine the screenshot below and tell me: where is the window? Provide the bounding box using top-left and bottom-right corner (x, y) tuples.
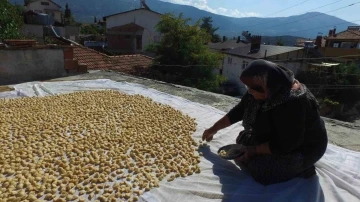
(357, 43), (360, 49)
(227, 57), (232, 64)
(242, 61), (248, 69)
(333, 43), (339, 48)
(41, 2), (50, 5)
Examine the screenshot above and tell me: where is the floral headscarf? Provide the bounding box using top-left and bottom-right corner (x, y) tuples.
(239, 59), (319, 130)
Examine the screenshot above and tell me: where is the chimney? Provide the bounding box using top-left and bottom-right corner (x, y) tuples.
(315, 36), (322, 47)
(250, 35), (261, 53)
(333, 28), (336, 35)
(328, 29), (333, 37)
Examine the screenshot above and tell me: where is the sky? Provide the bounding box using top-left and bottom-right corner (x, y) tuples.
(160, 0), (360, 22)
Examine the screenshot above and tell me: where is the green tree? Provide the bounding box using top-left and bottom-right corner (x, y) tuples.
(64, 3), (75, 25)
(80, 24), (104, 35)
(200, 16), (220, 43)
(146, 13), (226, 92)
(276, 37), (284, 46)
(296, 63), (360, 119)
(326, 64), (360, 107)
(212, 34), (221, 43)
(0, 0), (23, 40)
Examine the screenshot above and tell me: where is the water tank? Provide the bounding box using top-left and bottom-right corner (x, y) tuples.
(24, 11), (55, 25)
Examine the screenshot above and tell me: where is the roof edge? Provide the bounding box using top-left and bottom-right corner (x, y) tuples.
(103, 8), (162, 20)
(25, 0), (62, 8)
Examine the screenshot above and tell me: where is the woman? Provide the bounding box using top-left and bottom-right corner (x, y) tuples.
(202, 59), (328, 185)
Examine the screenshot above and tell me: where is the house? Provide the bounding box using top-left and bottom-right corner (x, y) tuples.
(316, 26), (360, 64)
(325, 26), (360, 49)
(24, 0), (62, 23)
(20, 0), (80, 44)
(221, 35), (305, 94)
(103, 1), (162, 54)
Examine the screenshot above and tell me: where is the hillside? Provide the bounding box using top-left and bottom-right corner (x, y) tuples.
(11, 0), (358, 39)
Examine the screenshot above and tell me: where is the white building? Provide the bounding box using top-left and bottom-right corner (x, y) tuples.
(217, 35), (306, 95)
(103, 8), (162, 54)
(24, 0), (62, 23)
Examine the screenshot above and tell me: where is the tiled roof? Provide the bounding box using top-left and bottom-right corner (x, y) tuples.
(208, 40), (248, 51)
(73, 45), (153, 73)
(224, 45), (303, 59)
(327, 30), (360, 40)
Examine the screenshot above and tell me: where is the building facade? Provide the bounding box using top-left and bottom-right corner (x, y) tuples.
(24, 0), (62, 23)
(316, 26), (360, 64)
(103, 8), (162, 54)
(220, 35), (306, 95)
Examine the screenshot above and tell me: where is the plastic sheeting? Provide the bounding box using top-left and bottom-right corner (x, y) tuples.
(1, 79), (359, 202)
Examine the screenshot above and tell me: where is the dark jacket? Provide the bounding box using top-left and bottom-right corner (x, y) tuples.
(227, 93), (328, 163)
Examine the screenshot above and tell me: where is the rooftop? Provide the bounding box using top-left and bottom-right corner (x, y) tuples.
(73, 45), (153, 73)
(208, 40), (248, 51)
(25, 0), (62, 8)
(103, 8), (162, 20)
(327, 29), (360, 40)
(224, 44), (303, 59)
(47, 70), (360, 152)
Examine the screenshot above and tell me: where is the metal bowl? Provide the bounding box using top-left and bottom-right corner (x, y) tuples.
(217, 144), (245, 160)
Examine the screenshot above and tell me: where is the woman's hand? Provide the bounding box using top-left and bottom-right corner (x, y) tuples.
(202, 127), (218, 142)
(234, 145), (256, 163)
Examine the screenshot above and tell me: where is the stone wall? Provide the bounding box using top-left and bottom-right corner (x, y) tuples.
(0, 46), (85, 85)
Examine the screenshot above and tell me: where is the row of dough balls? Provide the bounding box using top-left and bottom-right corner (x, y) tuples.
(0, 90), (201, 201)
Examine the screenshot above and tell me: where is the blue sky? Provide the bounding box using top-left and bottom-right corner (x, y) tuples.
(161, 0), (360, 22)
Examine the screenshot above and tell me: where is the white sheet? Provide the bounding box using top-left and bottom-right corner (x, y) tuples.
(1, 79), (359, 202)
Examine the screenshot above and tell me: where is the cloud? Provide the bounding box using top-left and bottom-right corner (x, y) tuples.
(160, 0), (260, 18)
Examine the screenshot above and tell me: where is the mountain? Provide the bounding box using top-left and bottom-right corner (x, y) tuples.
(11, 0), (359, 39)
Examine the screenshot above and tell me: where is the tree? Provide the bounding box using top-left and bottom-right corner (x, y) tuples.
(296, 63), (360, 119)
(326, 64), (360, 107)
(212, 34), (221, 43)
(276, 37), (284, 46)
(200, 16), (220, 43)
(0, 0), (23, 40)
(64, 3), (75, 25)
(81, 24), (104, 35)
(222, 36), (228, 42)
(146, 13), (226, 92)
(237, 36), (241, 43)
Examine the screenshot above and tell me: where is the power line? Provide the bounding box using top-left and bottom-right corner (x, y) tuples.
(258, 0), (311, 18)
(248, 0), (345, 29)
(251, 2), (360, 32)
(272, 19), (360, 35)
(246, 0), (312, 25)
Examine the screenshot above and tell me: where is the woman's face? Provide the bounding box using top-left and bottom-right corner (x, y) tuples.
(248, 88), (267, 100)
(241, 76), (268, 100)
(245, 84), (267, 100)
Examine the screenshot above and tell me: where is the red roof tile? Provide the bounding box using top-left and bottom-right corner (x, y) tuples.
(327, 30), (360, 40)
(73, 45), (153, 74)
